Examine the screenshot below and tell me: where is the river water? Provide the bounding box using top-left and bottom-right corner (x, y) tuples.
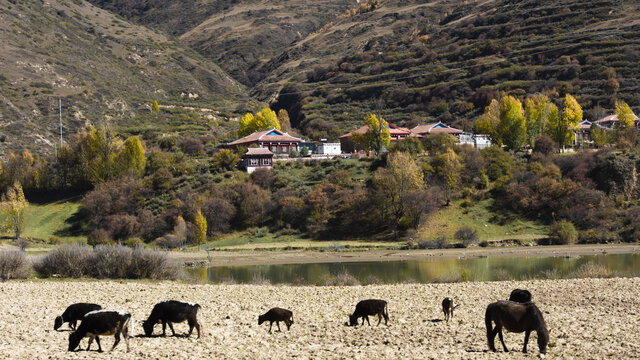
(188, 253), (640, 284)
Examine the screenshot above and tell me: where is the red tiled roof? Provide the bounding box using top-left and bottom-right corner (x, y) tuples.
(576, 120), (592, 130)
(595, 113), (639, 123)
(228, 129), (303, 146)
(339, 124), (412, 139)
(412, 122), (463, 135)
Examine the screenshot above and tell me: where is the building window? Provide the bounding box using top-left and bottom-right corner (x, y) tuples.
(270, 145), (276, 152)
(261, 158), (270, 165)
(282, 145), (288, 153)
(249, 158), (258, 166)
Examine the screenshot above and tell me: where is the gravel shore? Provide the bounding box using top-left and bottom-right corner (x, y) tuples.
(0, 278), (638, 359)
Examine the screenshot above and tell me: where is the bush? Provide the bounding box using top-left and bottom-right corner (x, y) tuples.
(48, 236), (62, 245)
(14, 238), (29, 251)
(34, 244), (92, 277)
(548, 221), (578, 245)
(154, 235), (183, 249)
(87, 229), (112, 246)
(34, 244), (178, 280)
(0, 250), (31, 280)
(571, 262), (615, 279)
(319, 272), (360, 286)
(362, 275), (383, 285)
(454, 226), (478, 247)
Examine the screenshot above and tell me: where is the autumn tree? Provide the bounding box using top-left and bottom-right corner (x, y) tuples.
(1, 183), (28, 240)
(77, 127), (122, 185)
(372, 152), (424, 229)
(429, 148), (462, 205)
(590, 124), (608, 148)
(238, 108), (281, 137)
(277, 109), (291, 132)
(498, 96), (527, 151)
(193, 209), (207, 250)
(474, 99), (500, 145)
(354, 113), (390, 155)
(212, 149), (240, 171)
(524, 94), (551, 146)
(616, 101), (635, 146)
(549, 94), (582, 149)
(116, 136), (146, 177)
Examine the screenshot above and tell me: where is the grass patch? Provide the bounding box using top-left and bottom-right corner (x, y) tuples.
(0, 200), (85, 244)
(419, 199), (547, 243)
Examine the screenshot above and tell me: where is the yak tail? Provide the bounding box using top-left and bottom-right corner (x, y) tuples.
(485, 305), (494, 351)
(384, 302), (389, 319)
(123, 314), (133, 339)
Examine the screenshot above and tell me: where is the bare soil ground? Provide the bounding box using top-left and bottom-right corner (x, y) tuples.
(0, 278), (638, 359)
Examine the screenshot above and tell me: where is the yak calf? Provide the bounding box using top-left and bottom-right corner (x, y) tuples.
(68, 310), (131, 353)
(258, 307), (294, 333)
(348, 299), (389, 327)
(55, 303), (102, 331)
(143, 300), (201, 338)
(442, 297), (459, 322)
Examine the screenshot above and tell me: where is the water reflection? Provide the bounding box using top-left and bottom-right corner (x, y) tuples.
(187, 253), (640, 285)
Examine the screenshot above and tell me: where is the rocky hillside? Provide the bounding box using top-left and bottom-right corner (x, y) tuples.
(85, 0), (354, 85)
(0, 0), (249, 155)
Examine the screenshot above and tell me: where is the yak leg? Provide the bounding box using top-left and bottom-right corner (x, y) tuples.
(71, 320), (77, 330)
(377, 313), (382, 326)
(162, 320), (167, 336)
(285, 319), (291, 330)
(111, 333), (120, 352)
(522, 330), (531, 353)
(276, 321), (282, 332)
(95, 336), (103, 352)
(87, 336), (94, 351)
(487, 326), (497, 352)
(365, 316), (371, 326)
(497, 328), (509, 352)
(268, 321), (273, 333)
(167, 322), (176, 336)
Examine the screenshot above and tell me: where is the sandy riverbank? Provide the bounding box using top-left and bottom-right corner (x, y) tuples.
(175, 243), (640, 267)
(0, 278), (638, 359)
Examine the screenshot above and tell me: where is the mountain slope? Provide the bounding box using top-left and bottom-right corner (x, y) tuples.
(85, 0), (354, 86)
(0, 0), (249, 154)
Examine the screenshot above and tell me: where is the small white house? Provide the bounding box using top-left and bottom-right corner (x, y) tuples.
(456, 134), (492, 149)
(316, 142), (341, 156)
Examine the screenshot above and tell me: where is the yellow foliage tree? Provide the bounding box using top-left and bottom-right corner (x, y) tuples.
(194, 209), (207, 250)
(355, 113), (390, 154)
(615, 101), (635, 129)
(474, 99), (500, 145)
(238, 108), (281, 137)
(1, 183), (28, 240)
(116, 136), (146, 177)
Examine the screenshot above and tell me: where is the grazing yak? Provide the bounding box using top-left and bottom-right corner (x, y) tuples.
(258, 307), (294, 333)
(55, 303), (102, 331)
(485, 300), (549, 354)
(68, 310), (132, 353)
(142, 300), (201, 338)
(509, 289), (532, 303)
(441, 297), (460, 322)
(347, 299), (389, 327)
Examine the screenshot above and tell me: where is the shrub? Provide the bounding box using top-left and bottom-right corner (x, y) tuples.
(14, 238), (30, 251)
(251, 272), (271, 285)
(454, 226), (478, 247)
(34, 244), (178, 280)
(548, 221), (578, 245)
(154, 235), (183, 249)
(87, 229), (112, 246)
(34, 244), (92, 277)
(319, 272), (360, 286)
(178, 137), (204, 155)
(572, 262), (615, 279)
(123, 237), (144, 247)
(362, 275), (383, 285)
(48, 236), (62, 245)
(493, 268), (511, 281)
(432, 271), (463, 283)
(0, 250), (31, 280)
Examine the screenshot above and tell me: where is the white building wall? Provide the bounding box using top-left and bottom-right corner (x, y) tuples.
(317, 143), (341, 155)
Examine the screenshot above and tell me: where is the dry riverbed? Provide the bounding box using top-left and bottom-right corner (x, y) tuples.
(0, 278), (638, 359)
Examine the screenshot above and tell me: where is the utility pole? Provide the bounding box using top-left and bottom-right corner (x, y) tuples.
(59, 99), (63, 148)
